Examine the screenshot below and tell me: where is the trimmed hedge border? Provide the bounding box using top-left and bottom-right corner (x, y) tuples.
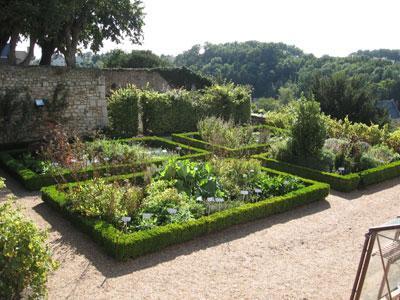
(0, 137), (209, 191)
(172, 125), (287, 157)
(41, 168), (329, 260)
(253, 154), (400, 192)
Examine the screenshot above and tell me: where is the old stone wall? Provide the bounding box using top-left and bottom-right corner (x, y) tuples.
(0, 66), (172, 145)
(102, 68), (170, 93)
(0, 66), (107, 144)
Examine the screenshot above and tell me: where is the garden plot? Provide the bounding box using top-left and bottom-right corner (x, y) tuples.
(172, 117), (287, 157)
(0, 137), (208, 190)
(41, 158), (329, 260)
(257, 101), (400, 192)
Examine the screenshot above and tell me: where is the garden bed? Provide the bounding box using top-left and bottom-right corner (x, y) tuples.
(0, 137), (209, 190)
(41, 163), (329, 260)
(172, 125), (287, 157)
(253, 153), (400, 192)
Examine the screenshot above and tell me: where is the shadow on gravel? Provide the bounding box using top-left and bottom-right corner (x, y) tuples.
(0, 169), (40, 199)
(330, 177), (400, 201)
(33, 197), (331, 278)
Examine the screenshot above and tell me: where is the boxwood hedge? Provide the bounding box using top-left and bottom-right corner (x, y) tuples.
(0, 137), (209, 191)
(41, 168), (329, 260)
(172, 125), (287, 157)
(253, 154), (400, 192)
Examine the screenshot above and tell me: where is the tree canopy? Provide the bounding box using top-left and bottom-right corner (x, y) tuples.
(1, 0), (145, 66)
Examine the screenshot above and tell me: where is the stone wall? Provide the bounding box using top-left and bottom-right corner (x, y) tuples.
(102, 68), (170, 93)
(0, 66), (107, 144)
(0, 65), (172, 145)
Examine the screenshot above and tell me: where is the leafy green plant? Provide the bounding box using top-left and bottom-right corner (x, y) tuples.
(0, 177), (5, 189)
(291, 98), (326, 158)
(108, 86), (140, 137)
(68, 178), (143, 228)
(360, 144), (400, 170)
(0, 201), (57, 299)
(386, 129), (400, 153)
(198, 116), (254, 150)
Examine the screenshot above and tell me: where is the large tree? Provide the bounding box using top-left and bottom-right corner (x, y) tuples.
(310, 72), (388, 124)
(1, 0), (144, 67)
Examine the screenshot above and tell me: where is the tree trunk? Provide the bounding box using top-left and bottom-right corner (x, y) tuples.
(39, 42), (55, 65)
(64, 49), (76, 67)
(8, 32), (18, 65)
(20, 36), (36, 66)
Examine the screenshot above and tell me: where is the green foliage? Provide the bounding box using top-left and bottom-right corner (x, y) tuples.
(175, 41), (306, 98)
(323, 115), (388, 145)
(386, 129), (400, 152)
(68, 178), (143, 228)
(309, 72), (388, 124)
(360, 144), (400, 170)
(155, 67), (213, 90)
(255, 154), (360, 192)
(0, 201), (57, 299)
(141, 186), (204, 227)
(141, 84), (251, 135)
(101, 49), (170, 68)
(108, 86), (139, 137)
(41, 165), (329, 260)
(0, 138), (208, 190)
(253, 97), (282, 113)
(291, 98), (326, 158)
(198, 117), (254, 150)
(0, 177), (4, 189)
(264, 103), (297, 129)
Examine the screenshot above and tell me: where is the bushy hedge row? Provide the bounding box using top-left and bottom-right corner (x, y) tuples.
(0, 137), (209, 190)
(172, 125), (286, 157)
(141, 84), (252, 135)
(154, 67), (213, 90)
(254, 154), (400, 192)
(108, 86), (140, 137)
(41, 168), (329, 260)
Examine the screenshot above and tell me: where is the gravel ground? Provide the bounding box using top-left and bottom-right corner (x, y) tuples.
(1, 169), (399, 300)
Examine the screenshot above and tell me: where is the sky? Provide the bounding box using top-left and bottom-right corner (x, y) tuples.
(18, 0), (400, 58)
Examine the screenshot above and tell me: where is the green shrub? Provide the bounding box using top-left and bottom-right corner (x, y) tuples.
(291, 98), (326, 158)
(0, 177), (4, 189)
(141, 84), (251, 135)
(198, 117), (254, 150)
(108, 86), (139, 137)
(41, 167), (329, 260)
(201, 83), (251, 124)
(68, 178), (143, 228)
(0, 201), (57, 299)
(360, 144), (400, 170)
(386, 129), (400, 153)
(264, 103), (297, 129)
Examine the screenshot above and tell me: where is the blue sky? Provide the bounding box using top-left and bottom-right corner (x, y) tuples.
(20, 0), (400, 57)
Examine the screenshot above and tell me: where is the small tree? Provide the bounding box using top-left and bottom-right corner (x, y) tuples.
(291, 97), (326, 158)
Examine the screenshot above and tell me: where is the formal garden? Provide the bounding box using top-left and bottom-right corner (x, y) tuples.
(2, 81), (400, 298)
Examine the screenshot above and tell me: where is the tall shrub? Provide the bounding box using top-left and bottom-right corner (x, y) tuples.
(141, 84), (251, 135)
(291, 98), (326, 158)
(201, 83), (252, 123)
(108, 86), (139, 137)
(0, 201), (57, 299)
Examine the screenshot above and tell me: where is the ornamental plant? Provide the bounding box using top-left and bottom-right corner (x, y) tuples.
(0, 201), (57, 299)
(291, 98), (327, 158)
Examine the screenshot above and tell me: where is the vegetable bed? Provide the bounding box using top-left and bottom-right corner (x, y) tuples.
(254, 153), (400, 192)
(172, 125), (287, 157)
(0, 137), (209, 190)
(41, 158), (329, 260)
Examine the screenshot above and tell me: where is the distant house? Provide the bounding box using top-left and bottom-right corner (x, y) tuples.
(377, 99), (400, 119)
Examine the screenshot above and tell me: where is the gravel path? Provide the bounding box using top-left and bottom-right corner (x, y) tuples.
(1, 169), (399, 300)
